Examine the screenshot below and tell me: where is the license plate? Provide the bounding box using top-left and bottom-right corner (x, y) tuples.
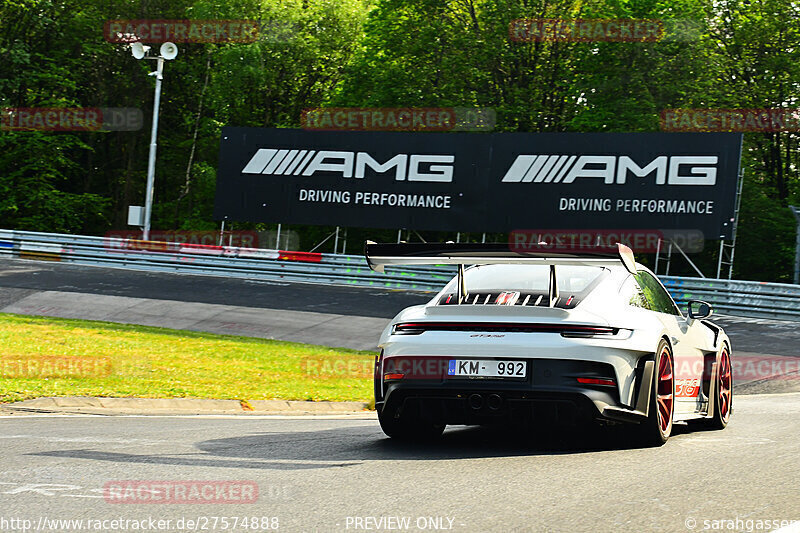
(447, 359), (526, 378)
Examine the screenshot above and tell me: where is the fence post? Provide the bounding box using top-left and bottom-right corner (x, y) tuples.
(791, 206), (800, 285)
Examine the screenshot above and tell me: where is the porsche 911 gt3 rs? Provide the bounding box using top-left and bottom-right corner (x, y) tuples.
(365, 241), (733, 446)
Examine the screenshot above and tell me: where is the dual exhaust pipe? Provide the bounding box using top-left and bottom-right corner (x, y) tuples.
(468, 393), (502, 410)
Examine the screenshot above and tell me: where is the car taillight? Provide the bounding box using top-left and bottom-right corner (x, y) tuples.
(393, 322), (622, 335)
(576, 377), (616, 386)
(384, 373), (405, 380)
(560, 327), (617, 338)
(392, 323), (426, 335)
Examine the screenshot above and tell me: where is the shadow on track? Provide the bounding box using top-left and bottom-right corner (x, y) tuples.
(27, 421), (707, 470)
(193, 421), (700, 463)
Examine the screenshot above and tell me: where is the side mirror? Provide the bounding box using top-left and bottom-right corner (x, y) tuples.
(687, 300), (713, 320)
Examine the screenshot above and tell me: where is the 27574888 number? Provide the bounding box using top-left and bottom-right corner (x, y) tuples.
(194, 517), (279, 530)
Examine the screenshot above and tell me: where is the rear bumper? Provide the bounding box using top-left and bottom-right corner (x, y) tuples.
(376, 358), (652, 426)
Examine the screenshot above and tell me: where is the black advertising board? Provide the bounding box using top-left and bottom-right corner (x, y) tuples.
(214, 128), (742, 238)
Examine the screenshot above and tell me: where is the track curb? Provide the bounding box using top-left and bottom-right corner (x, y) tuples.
(0, 396), (372, 415)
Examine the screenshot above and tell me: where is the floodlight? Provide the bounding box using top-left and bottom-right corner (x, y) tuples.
(125, 40), (179, 240)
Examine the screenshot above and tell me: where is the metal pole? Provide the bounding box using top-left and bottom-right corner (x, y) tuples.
(218, 219), (226, 246)
(143, 57), (165, 241)
(672, 240), (705, 278)
(342, 228), (348, 255)
(397, 229), (402, 243)
(275, 223), (282, 249)
(456, 232), (461, 243)
(481, 233), (486, 243)
(654, 238), (662, 275)
(308, 231), (336, 253)
(791, 206), (800, 284)
(333, 226), (340, 254)
(665, 242), (673, 276)
(716, 239), (725, 279)
(727, 170), (746, 279)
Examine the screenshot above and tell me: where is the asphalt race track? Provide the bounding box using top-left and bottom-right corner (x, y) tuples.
(0, 257), (798, 356)
(0, 257), (798, 395)
(0, 258), (426, 351)
(0, 258), (426, 318)
(1, 394), (799, 533)
(1, 257), (799, 532)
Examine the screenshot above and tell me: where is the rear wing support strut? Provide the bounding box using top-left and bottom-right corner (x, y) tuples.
(364, 241), (637, 307)
(457, 264), (466, 304)
(549, 264), (559, 307)
(451, 259), (561, 307)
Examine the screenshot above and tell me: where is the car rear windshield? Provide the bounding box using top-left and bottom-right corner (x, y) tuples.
(437, 264), (605, 308)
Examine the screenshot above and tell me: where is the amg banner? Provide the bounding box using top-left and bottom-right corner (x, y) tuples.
(214, 128), (742, 238)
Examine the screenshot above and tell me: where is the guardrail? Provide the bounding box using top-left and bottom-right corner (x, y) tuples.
(661, 277), (800, 321)
(1, 229), (798, 321)
(0, 229), (455, 292)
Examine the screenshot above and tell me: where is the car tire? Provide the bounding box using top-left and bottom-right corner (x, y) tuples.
(638, 339), (675, 447)
(705, 344), (733, 430)
(378, 407), (445, 441)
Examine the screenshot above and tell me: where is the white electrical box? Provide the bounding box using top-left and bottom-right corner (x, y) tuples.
(127, 206), (145, 226)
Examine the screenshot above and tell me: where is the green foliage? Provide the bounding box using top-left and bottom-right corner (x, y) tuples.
(0, 132), (110, 232)
(734, 178), (796, 282)
(0, 0), (799, 281)
(205, 0), (369, 128)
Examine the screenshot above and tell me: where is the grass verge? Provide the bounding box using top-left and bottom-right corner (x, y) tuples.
(0, 313), (375, 404)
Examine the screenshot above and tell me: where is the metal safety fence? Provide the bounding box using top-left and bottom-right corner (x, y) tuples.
(661, 277), (800, 321)
(1, 229), (798, 321)
(0, 229), (455, 291)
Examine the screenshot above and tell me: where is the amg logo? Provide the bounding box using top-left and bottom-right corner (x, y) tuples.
(501, 155), (718, 185)
(241, 148), (454, 182)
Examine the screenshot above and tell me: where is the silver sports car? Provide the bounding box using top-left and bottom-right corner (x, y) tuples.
(365, 242), (733, 446)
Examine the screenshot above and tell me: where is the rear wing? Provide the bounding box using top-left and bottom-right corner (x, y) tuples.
(364, 241), (637, 307)
(364, 242), (637, 275)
